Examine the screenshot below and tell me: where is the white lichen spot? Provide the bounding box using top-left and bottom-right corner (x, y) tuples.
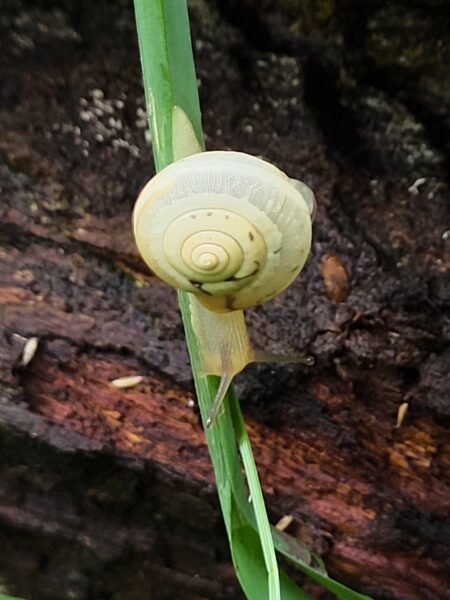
(91, 88), (104, 100)
(108, 117), (122, 130)
(52, 89), (143, 158)
(408, 177), (426, 195)
(136, 107), (147, 119)
(80, 110), (91, 122)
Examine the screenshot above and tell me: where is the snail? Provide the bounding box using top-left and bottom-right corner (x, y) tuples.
(133, 150), (315, 426)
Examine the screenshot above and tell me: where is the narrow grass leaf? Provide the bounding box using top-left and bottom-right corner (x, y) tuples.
(133, 2), (373, 599)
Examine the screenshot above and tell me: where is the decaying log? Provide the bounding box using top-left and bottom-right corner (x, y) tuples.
(0, 1), (449, 599)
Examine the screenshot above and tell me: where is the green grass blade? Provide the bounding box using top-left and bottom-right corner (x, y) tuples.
(181, 295), (310, 600)
(134, 2), (283, 598)
(133, 2), (373, 599)
(235, 409), (280, 599)
(134, 0), (203, 169)
(228, 391), (373, 600)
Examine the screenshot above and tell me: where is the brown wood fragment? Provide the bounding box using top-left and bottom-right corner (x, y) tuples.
(110, 375), (144, 389)
(320, 254), (350, 302)
(395, 402), (409, 428)
(275, 514), (294, 532)
(20, 337), (39, 366)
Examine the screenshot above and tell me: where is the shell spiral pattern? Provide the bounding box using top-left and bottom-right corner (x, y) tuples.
(133, 151), (314, 312)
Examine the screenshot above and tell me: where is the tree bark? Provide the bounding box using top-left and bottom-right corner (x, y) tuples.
(0, 1), (449, 599)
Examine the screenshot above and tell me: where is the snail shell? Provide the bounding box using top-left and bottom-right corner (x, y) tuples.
(133, 151), (314, 312)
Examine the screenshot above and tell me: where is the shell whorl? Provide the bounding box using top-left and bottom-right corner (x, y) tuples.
(163, 207), (267, 291)
(133, 151), (313, 312)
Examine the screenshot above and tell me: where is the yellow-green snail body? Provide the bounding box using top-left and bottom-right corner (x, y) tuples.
(133, 151), (315, 426)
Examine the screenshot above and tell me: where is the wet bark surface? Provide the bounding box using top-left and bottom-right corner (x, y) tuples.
(0, 1), (449, 599)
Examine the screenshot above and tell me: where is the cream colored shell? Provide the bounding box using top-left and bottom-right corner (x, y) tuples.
(133, 151), (314, 312)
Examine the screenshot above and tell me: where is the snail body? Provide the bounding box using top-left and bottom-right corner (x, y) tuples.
(133, 151), (315, 425)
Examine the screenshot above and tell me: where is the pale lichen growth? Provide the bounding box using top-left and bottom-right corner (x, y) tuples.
(53, 89), (148, 159)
